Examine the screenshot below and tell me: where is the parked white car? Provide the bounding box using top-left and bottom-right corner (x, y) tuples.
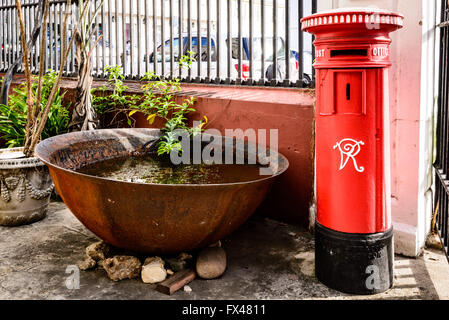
(148, 34), (311, 83)
(92, 34), (312, 83)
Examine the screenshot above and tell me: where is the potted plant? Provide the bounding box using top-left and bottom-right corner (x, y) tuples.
(0, 0), (88, 226)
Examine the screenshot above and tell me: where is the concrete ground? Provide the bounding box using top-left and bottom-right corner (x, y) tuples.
(1, 201), (449, 300)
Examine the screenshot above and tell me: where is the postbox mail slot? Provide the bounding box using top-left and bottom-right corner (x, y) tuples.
(330, 49), (368, 58)
(319, 69), (366, 116)
(335, 70), (366, 115)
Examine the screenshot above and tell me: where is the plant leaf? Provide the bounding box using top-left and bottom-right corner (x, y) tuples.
(147, 113), (157, 124)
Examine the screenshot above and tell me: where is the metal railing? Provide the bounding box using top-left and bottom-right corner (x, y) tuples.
(435, 0), (449, 259)
(0, 0), (316, 87)
(0, 0), (78, 76)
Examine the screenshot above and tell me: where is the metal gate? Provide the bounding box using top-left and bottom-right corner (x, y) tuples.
(0, 0), (317, 86)
(434, 0), (449, 258)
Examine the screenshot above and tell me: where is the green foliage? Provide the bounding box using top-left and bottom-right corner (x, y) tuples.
(92, 65), (140, 127)
(136, 70), (200, 156)
(93, 51), (206, 156)
(0, 71), (70, 148)
(178, 50), (196, 69)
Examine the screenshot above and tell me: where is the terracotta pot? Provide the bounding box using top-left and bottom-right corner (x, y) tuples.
(0, 147), (54, 226)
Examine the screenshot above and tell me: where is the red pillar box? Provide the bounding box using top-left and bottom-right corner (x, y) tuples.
(302, 8), (403, 294)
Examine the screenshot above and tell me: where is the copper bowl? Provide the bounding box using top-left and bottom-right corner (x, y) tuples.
(35, 128), (288, 253)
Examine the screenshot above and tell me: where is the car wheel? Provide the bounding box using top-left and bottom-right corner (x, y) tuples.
(266, 64), (283, 82)
(302, 73), (312, 86)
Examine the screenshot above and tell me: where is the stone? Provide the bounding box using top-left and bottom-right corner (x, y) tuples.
(96, 259), (105, 270)
(196, 247), (227, 279)
(178, 252), (193, 261)
(86, 241), (110, 262)
(426, 233), (443, 250)
(141, 256), (167, 284)
(209, 240), (222, 248)
(166, 252), (193, 272)
(103, 256), (141, 281)
(165, 258), (187, 272)
(78, 256), (97, 271)
(183, 285), (192, 293)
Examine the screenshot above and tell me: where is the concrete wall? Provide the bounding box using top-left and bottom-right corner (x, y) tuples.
(418, 0), (440, 259)
(318, 0), (435, 257)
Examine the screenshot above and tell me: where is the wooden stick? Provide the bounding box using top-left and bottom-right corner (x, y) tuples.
(15, 0), (34, 150)
(24, 0), (50, 151)
(26, 0), (90, 156)
(155, 269), (196, 296)
(32, 0), (50, 121)
(0, 0), (45, 107)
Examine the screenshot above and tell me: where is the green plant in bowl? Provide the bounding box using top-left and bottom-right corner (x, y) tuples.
(93, 50), (207, 157)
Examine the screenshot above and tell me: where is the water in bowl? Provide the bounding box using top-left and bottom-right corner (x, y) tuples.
(76, 154), (269, 184)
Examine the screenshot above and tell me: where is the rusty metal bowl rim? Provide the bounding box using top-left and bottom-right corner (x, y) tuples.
(35, 128), (290, 188)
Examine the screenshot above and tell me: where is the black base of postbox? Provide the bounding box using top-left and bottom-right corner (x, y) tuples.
(315, 222), (394, 295)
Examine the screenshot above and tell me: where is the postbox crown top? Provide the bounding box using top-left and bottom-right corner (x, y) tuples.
(301, 7), (404, 33)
